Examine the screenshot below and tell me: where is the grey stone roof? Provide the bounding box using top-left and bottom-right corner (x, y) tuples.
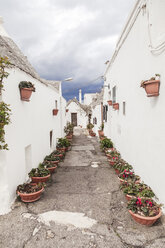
(0, 35), (60, 91)
(67, 98), (91, 115)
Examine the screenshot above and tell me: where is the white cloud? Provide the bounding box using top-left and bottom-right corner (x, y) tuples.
(1, 0), (137, 98)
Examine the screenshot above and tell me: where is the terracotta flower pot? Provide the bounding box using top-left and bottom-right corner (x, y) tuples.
(143, 80), (160, 97)
(46, 160), (59, 165)
(31, 174), (51, 183)
(20, 88), (33, 101)
(52, 109), (59, 115)
(17, 184), (44, 202)
(53, 154), (63, 158)
(106, 154), (111, 159)
(119, 178), (140, 184)
(98, 130), (104, 137)
(66, 109), (69, 112)
(109, 161), (115, 166)
(115, 169), (120, 174)
(57, 147), (66, 152)
(125, 194), (135, 201)
(47, 166), (57, 174)
(107, 100), (112, 106)
(128, 209), (161, 226)
(113, 103), (119, 110)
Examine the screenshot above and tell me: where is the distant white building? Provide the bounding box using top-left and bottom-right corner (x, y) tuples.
(103, 0), (165, 208)
(0, 18), (66, 214)
(66, 94), (90, 128)
(84, 93), (97, 105)
(90, 90), (104, 135)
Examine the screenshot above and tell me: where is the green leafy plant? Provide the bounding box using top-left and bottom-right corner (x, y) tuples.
(0, 57), (11, 150)
(100, 138), (113, 150)
(64, 122), (74, 135)
(44, 155), (59, 162)
(120, 182), (155, 198)
(39, 162), (55, 169)
(114, 160), (133, 173)
(87, 123), (94, 129)
(28, 168), (50, 177)
(127, 197), (160, 217)
(19, 81), (35, 92)
(118, 170), (140, 183)
(57, 138), (70, 148)
(16, 183), (43, 193)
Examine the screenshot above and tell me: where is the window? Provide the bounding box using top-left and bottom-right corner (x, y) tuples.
(50, 131), (53, 148)
(123, 102), (126, 115)
(112, 86), (116, 103)
(93, 117), (97, 125)
(55, 100), (58, 109)
(103, 105), (108, 122)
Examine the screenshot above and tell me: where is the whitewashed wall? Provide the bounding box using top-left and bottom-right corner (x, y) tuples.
(104, 0), (165, 208)
(0, 67), (66, 214)
(91, 105), (102, 135)
(66, 101), (88, 128)
(84, 93), (96, 105)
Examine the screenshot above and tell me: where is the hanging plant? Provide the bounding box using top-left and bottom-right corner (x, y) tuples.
(0, 56), (11, 150)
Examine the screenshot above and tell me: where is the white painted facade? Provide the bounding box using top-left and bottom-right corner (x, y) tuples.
(91, 104), (102, 135)
(66, 99), (88, 128)
(103, 0), (165, 208)
(84, 93), (97, 105)
(0, 22), (66, 214)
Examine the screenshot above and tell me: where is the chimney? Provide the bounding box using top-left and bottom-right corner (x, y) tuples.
(79, 89), (82, 104)
(0, 17), (10, 37)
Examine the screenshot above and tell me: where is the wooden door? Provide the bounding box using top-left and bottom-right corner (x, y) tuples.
(71, 113), (77, 126)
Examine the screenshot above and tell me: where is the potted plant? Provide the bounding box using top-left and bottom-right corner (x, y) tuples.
(140, 74), (160, 97)
(19, 81), (35, 101)
(127, 197), (161, 226)
(52, 109), (58, 115)
(29, 168), (51, 183)
(98, 123), (104, 137)
(100, 138), (113, 151)
(113, 103), (119, 110)
(44, 155), (60, 165)
(118, 170), (140, 184)
(64, 122), (74, 136)
(106, 150), (120, 159)
(16, 183), (44, 202)
(120, 182), (155, 201)
(39, 162), (57, 174)
(66, 109), (69, 112)
(113, 161), (133, 175)
(107, 100), (112, 106)
(51, 150), (65, 160)
(56, 138), (71, 151)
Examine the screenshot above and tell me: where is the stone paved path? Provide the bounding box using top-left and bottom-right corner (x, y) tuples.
(0, 127), (165, 248)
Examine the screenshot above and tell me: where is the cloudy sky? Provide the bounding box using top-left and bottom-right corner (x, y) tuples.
(1, 0), (136, 100)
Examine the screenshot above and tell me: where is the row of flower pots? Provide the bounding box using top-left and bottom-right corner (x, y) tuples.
(100, 136), (162, 226)
(107, 100), (119, 110)
(16, 137), (72, 203)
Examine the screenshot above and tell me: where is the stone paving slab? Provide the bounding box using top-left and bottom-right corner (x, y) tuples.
(0, 127), (165, 248)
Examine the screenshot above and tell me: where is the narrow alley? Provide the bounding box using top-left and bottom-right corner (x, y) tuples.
(0, 128), (165, 248)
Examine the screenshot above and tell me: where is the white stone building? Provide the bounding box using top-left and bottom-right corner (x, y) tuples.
(66, 95), (90, 128)
(89, 90), (104, 135)
(0, 18), (66, 214)
(103, 0), (165, 208)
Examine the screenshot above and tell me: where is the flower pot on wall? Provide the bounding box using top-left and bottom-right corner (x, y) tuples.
(66, 109), (69, 112)
(113, 103), (119, 110)
(20, 88), (33, 101)
(143, 80), (160, 97)
(52, 109), (59, 115)
(107, 100), (112, 106)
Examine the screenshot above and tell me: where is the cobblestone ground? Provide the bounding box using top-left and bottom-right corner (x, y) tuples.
(0, 127), (165, 248)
